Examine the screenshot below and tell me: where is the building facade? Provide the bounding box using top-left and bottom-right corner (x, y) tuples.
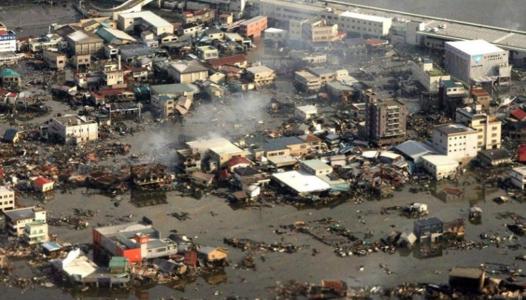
(364, 91), (408, 146)
(44, 115), (98, 144)
(0, 186), (15, 212)
(431, 124), (479, 161)
(338, 11), (392, 37)
(4, 207), (46, 237)
(445, 40), (511, 85)
(455, 105), (501, 150)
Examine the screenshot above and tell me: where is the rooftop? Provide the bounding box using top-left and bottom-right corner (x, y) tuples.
(422, 155), (460, 166)
(119, 11), (173, 31)
(301, 159), (332, 171)
(263, 136), (305, 152)
(4, 207), (39, 222)
(446, 39), (504, 56)
(272, 171), (331, 193)
(247, 65), (274, 74)
(339, 11), (391, 23)
(434, 123), (475, 135)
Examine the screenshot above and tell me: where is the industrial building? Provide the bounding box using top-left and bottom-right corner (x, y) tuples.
(239, 16), (268, 39)
(117, 11), (174, 36)
(445, 40), (511, 85)
(337, 11), (392, 37)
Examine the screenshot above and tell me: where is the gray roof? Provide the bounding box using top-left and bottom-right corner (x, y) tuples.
(394, 140), (435, 162)
(4, 207), (35, 222)
(263, 136), (304, 152)
(151, 83), (199, 96)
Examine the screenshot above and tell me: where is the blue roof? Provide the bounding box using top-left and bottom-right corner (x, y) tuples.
(42, 241), (62, 252)
(263, 136), (304, 152)
(0, 68), (20, 78)
(3, 128), (18, 142)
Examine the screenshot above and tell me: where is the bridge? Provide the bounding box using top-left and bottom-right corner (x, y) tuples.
(78, 0), (158, 17)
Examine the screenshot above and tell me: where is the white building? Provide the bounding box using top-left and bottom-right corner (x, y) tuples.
(24, 221), (49, 245)
(510, 166), (526, 190)
(300, 159), (333, 176)
(258, 0), (331, 23)
(445, 40), (511, 85)
(44, 115), (98, 144)
(117, 11), (174, 36)
(338, 11), (392, 37)
(421, 155), (459, 180)
(295, 104), (318, 120)
(0, 30), (16, 53)
(272, 171), (330, 195)
(264, 28), (287, 42)
(0, 186), (15, 212)
(411, 59), (451, 93)
(431, 124), (478, 161)
(455, 105), (501, 150)
(4, 206), (46, 237)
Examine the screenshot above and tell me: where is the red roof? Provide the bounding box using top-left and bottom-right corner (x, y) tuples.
(208, 54), (247, 69)
(519, 145), (526, 163)
(34, 176), (53, 187)
(511, 108), (526, 121)
(225, 156), (251, 168)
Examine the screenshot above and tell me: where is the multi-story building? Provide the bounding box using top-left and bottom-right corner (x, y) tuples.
(411, 59), (451, 93)
(470, 87), (492, 112)
(24, 220), (49, 245)
(66, 30), (104, 56)
(4, 206), (46, 237)
(289, 18), (341, 43)
(43, 114), (98, 144)
(337, 11), (392, 37)
(167, 60), (209, 84)
(28, 34), (63, 52)
(246, 65), (276, 87)
(0, 186), (15, 212)
(364, 91), (408, 146)
(93, 222), (178, 264)
(294, 70), (322, 93)
(239, 16), (268, 39)
(0, 23), (17, 53)
(455, 105), (501, 150)
(510, 166), (526, 190)
(43, 49), (67, 71)
(445, 40), (511, 85)
(150, 83), (199, 118)
(258, 0), (331, 23)
(439, 80), (470, 118)
(431, 124), (479, 161)
(103, 59), (125, 88)
(306, 67), (348, 85)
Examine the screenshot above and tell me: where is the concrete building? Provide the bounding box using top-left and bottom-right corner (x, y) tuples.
(117, 11), (174, 36)
(295, 104), (318, 120)
(289, 18), (341, 43)
(0, 186), (15, 212)
(271, 171), (330, 195)
(246, 65), (275, 87)
(455, 105), (501, 150)
(300, 159), (333, 176)
(259, 0), (329, 21)
(43, 49), (67, 71)
(431, 124), (478, 161)
(421, 155), (459, 180)
(93, 222), (178, 264)
(364, 91), (408, 146)
(150, 83), (199, 118)
(28, 34), (63, 52)
(338, 11), (392, 37)
(470, 87), (492, 112)
(306, 67), (348, 85)
(294, 70), (321, 93)
(186, 137), (246, 168)
(4, 206), (46, 237)
(104, 60), (125, 88)
(264, 28), (287, 42)
(411, 59), (450, 93)
(197, 45), (219, 60)
(239, 16), (268, 38)
(167, 60), (209, 84)
(0, 68), (21, 88)
(0, 25), (16, 53)
(439, 80), (469, 118)
(510, 166), (526, 190)
(24, 221), (49, 245)
(445, 40), (511, 85)
(66, 30), (104, 56)
(44, 115), (98, 144)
